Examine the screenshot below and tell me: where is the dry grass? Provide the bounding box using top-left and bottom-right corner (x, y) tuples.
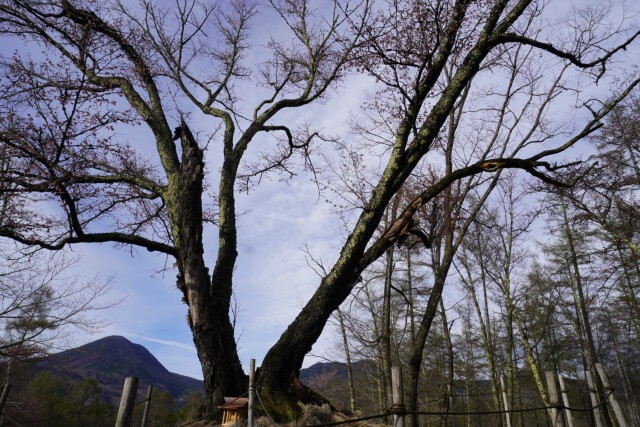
(225, 404), (387, 426)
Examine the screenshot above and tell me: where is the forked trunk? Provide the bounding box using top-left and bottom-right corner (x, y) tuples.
(172, 121), (247, 418)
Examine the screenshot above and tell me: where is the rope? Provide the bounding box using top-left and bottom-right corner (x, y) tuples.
(256, 390), (276, 424)
(134, 395), (151, 406)
(303, 390), (614, 427)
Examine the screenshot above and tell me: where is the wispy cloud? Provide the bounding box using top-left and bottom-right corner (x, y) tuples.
(124, 333), (197, 353)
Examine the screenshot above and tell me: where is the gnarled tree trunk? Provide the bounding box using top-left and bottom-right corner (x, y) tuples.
(172, 123), (246, 415)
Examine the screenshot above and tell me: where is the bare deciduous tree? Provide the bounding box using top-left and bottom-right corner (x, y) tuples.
(0, 0), (638, 420)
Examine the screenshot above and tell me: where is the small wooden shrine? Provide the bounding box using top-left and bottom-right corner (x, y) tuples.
(220, 396), (249, 426)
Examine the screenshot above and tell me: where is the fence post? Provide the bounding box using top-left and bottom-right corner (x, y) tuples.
(0, 381), (11, 424)
(115, 376), (139, 427)
(545, 371), (565, 427)
(391, 366), (405, 427)
(140, 385), (153, 427)
(557, 375), (574, 427)
(248, 359), (255, 427)
(586, 369), (604, 427)
(500, 375), (512, 427)
(595, 363), (628, 427)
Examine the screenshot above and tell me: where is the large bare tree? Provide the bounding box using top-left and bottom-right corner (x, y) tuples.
(0, 0), (638, 420)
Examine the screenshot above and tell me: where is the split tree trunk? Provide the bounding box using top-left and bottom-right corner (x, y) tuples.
(171, 123), (246, 415)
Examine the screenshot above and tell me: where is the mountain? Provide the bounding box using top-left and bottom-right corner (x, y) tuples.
(299, 360), (375, 383)
(37, 335), (203, 405)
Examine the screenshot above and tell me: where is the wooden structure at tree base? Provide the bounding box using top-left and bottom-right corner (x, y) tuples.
(221, 397), (249, 426)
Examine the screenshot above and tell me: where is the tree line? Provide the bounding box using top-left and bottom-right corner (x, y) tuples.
(323, 93), (640, 425)
(0, 369), (202, 426)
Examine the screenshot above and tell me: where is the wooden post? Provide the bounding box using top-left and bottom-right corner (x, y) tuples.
(115, 376), (139, 427)
(595, 363), (628, 427)
(500, 375), (512, 427)
(449, 392), (456, 427)
(391, 366), (405, 427)
(248, 359), (255, 427)
(0, 382), (11, 424)
(545, 371), (565, 427)
(586, 369), (604, 427)
(141, 385), (153, 427)
(557, 375), (574, 427)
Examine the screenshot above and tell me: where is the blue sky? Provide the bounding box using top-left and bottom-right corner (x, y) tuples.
(5, 0), (639, 381)
(44, 2), (371, 379)
(65, 68), (374, 379)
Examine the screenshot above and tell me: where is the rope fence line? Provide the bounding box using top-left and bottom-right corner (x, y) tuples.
(256, 389), (276, 424)
(302, 390), (613, 427)
(96, 369), (620, 427)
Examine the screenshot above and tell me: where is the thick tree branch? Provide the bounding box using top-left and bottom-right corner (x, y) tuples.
(493, 29), (640, 78)
(0, 228), (176, 256)
(360, 157), (581, 269)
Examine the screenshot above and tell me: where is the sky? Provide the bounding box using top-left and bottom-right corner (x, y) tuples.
(3, 0), (639, 382)
(64, 82), (373, 380)
(57, 3), (377, 379)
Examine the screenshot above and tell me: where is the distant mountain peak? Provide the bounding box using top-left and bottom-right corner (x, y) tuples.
(38, 335), (203, 404)
(46, 334), (169, 375)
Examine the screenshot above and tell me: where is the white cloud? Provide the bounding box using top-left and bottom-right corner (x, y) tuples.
(122, 333), (197, 353)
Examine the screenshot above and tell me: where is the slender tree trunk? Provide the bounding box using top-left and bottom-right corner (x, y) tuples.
(509, 305), (551, 417)
(503, 279), (515, 427)
(613, 337), (640, 425)
(466, 267), (502, 418)
(440, 298), (456, 427)
(473, 236), (503, 418)
(407, 264), (453, 427)
(615, 242), (640, 338)
(337, 309), (357, 413)
(407, 247), (417, 345)
(382, 247), (395, 407)
(363, 284), (389, 414)
(568, 276), (599, 427)
(560, 200), (611, 426)
(462, 314), (477, 427)
(513, 349), (524, 427)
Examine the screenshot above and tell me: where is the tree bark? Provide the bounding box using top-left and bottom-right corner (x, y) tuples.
(172, 123), (246, 414)
(257, 2), (517, 416)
